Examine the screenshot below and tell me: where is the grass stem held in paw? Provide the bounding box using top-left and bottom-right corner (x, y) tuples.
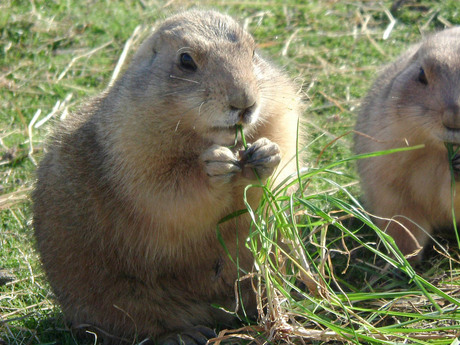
(237, 124), (248, 150)
(227, 125), (240, 149)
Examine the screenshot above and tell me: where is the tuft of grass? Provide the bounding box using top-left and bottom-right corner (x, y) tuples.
(237, 147), (460, 344)
(2, 0), (460, 344)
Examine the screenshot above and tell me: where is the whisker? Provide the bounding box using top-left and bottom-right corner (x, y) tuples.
(169, 74), (200, 84)
(163, 100), (214, 133)
(159, 88), (206, 97)
(259, 95), (294, 107)
(198, 101), (206, 116)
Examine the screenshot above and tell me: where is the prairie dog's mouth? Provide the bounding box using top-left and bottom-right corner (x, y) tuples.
(206, 124), (252, 146)
(210, 124), (238, 132)
(210, 123), (252, 134)
(209, 104), (261, 134)
(441, 128), (460, 145)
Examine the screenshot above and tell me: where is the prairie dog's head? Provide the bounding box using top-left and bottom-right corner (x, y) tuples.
(119, 10), (272, 146)
(388, 27), (460, 145)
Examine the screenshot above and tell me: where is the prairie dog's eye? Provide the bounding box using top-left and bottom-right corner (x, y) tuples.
(180, 53), (197, 71)
(418, 67), (428, 85)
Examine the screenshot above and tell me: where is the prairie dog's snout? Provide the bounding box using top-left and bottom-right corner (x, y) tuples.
(423, 57), (460, 132)
(228, 78), (260, 124)
(406, 35), (460, 143)
(442, 102), (460, 131)
(221, 52), (261, 126)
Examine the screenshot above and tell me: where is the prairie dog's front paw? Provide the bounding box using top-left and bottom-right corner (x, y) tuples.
(201, 145), (241, 184)
(240, 138), (281, 180)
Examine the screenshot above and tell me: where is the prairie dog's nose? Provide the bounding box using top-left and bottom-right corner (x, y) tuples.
(442, 102), (460, 129)
(231, 103), (258, 124)
(229, 86), (257, 110)
(229, 84), (259, 123)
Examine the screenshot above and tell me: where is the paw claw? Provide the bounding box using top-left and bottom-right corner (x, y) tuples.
(201, 145), (240, 184)
(241, 138), (281, 180)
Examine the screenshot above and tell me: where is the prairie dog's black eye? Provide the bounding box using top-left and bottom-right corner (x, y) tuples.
(418, 67), (428, 85)
(180, 53), (197, 71)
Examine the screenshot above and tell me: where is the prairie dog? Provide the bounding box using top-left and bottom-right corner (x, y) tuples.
(32, 10), (300, 344)
(355, 27), (460, 259)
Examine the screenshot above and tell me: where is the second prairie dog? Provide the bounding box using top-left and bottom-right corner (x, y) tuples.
(33, 10), (300, 345)
(355, 27), (460, 259)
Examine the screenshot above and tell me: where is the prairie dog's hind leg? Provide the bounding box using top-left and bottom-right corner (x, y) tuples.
(377, 213), (429, 261)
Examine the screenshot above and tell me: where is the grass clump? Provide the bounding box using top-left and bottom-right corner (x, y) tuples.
(2, 0), (460, 344)
(236, 149), (460, 344)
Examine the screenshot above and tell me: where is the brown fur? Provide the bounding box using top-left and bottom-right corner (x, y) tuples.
(32, 10), (300, 344)
(355, 27), (460, 259)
